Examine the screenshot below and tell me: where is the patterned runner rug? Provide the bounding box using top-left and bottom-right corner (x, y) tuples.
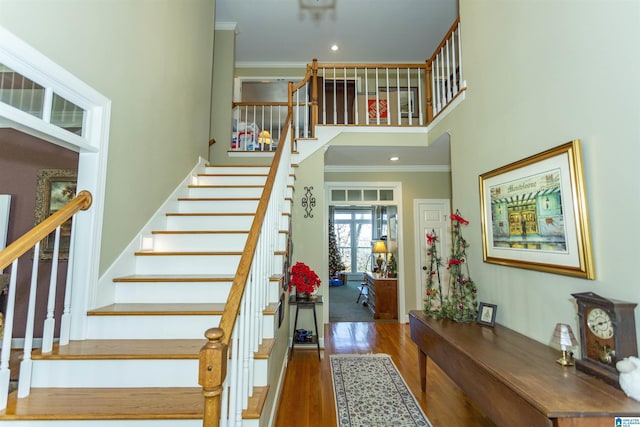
(330, 354), (432, 427)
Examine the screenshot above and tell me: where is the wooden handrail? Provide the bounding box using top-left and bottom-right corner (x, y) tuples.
(232, 101), (289, 108)
(0, 190), (92, 271)
(200, 113), (292, 427)
(428, 17), (461, 63)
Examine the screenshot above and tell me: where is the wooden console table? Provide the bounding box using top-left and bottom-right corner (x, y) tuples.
(364, 272), (397, 319)
(409, 310), (640, 427)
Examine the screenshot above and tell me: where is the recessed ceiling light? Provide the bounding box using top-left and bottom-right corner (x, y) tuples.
(330, 44), (339, 52)
(390, 156), (399, 161)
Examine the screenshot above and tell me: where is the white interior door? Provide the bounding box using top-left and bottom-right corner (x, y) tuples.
(414, 199), (451, 310)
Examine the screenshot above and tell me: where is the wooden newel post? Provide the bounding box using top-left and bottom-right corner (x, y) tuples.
(311, 58), (319, 138)
(425, 59), (434, 124)
(199, 327), (228, 427)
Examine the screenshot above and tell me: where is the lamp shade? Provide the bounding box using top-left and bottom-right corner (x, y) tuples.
(372, 240), (387, 254)
(552, 323), (577, 349)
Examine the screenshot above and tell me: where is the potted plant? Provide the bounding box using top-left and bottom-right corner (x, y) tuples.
(288, 261), (321, 299)
(387, 253), (398, 278)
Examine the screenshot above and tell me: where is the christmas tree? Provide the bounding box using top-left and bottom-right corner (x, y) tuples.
(328, 218), (346, 277)
(424, 210), (478, 322)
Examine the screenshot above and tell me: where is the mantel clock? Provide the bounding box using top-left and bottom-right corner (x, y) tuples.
(572, 292), (637, 387)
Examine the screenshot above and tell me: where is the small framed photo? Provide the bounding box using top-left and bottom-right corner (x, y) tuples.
(477, 302), (497, 327)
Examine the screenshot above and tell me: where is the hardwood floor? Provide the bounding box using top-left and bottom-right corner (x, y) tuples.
(274, 322), (496, 427)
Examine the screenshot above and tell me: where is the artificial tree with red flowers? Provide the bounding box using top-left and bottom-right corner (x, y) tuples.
(424, 210), (478, 322)
(424, 230), (444, 316)
(288, 261), (322, 295)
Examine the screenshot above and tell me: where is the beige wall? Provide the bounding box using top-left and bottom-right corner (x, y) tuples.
(210, 29), (236, 164)
(431, 0), (640, 350)
(0, 0), (215, 274)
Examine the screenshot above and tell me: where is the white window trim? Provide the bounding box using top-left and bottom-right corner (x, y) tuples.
(0, 25), (111, 340)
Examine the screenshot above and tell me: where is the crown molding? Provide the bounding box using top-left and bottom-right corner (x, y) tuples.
(324, 165), (450, 173)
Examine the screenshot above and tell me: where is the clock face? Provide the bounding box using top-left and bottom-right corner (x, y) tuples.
(586, 307), (614, 339)
(584, 307), (616, 365)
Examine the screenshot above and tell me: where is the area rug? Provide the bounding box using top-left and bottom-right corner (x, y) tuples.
(330, 354), (432, 427)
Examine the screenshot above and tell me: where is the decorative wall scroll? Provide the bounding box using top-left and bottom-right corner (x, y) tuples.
(302, 186), (316, 218)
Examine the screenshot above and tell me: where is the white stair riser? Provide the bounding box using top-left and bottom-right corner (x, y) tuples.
(86, 315), (221, 339)
(203, 166), (270, 175)
(279, 215), (290, 231)
(30, 359), (199, 388)
(188, 186), (263, 198)
(114, 282), (232, 304)
(276, 233), (288, 250)
(177, 200), (259, 213)
(166, 215), (254, 231)
(151, 233), (247, 252)
(135, 254), (241, 275)
(262, 315), (275, 339)
(196, 175), (266, 186)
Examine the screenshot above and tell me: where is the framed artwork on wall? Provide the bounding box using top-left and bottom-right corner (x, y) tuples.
(380, 87), (418, 118)
(34, 169), (77, 260)
(479, 140), (594, 279)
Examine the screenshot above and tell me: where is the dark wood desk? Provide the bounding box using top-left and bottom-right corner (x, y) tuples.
(409, 310), (640, 427)
(364, 272), (397, 319)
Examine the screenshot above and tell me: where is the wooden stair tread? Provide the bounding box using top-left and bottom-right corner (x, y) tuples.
(134, 251), (243, 256)
(151, 230), (249, 235)
(188, 184), (264, 188)
(87, 303), (226, 315)
(243, 386), (269, 419)
(177, 197), (260, 201)
(263, 301), (280, 315)
(113, 274), (234, 282)
(165, 212), (255, 216)
(2, 387), (204, 420)
(31, 339), (205, 360)
(197, 173), (267, 177)
(205, 164), (270, 167)
(255, 338), (275, 360)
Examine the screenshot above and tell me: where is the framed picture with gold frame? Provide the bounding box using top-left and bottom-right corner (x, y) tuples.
(34, 169), (77, 260)
(479, 140), (595, 279)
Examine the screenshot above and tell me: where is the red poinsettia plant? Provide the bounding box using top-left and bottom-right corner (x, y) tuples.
(288, 262), (321, 294)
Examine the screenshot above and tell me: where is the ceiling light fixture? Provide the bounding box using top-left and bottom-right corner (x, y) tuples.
(390, 156), (399, 161)
(330, 44), (339, 52)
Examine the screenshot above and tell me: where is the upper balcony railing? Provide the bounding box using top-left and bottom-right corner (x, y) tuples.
(229, 18), (465, 153)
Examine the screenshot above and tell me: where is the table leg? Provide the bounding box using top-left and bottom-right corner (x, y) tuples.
(418, 348), (427, 392)
(312, 303), (320, 360)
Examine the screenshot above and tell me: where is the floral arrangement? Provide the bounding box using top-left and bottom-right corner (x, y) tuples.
(424, 210), (478, 323)
(288, 261), (321, 295)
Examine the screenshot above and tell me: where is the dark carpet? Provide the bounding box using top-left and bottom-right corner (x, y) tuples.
(329, 280), (374, 322)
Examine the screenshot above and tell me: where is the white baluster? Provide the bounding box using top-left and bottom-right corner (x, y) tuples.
(457, 24), (464, 90)
(42, 226), (61, 353)
(406, 67), (412, 125)
(0, 259), (19, 410)
(364, 67), (369, 125)
(18, 241), (41, 397)
(353, 67), (360, 125)
(59, 224), (76, 345)
(451, 29), (459, 94)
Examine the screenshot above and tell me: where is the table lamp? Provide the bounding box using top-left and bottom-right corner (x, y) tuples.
(552, 323), (578, 366)
(372, 240), (387, 273)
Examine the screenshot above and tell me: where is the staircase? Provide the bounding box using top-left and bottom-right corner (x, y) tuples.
(0, 163), (292, 426)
